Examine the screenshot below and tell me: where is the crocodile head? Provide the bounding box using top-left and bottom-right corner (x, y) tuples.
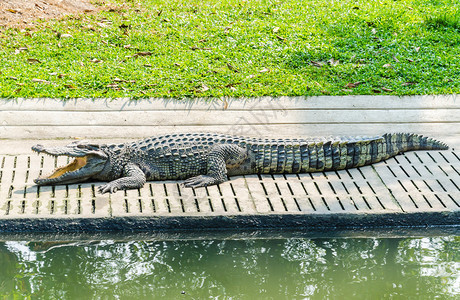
(32, 141), (108, 185)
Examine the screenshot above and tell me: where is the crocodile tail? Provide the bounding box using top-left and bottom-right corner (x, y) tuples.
(312, 133), (449, 171)
(382, 133), (449, 155)
(250, 133), (448, 174)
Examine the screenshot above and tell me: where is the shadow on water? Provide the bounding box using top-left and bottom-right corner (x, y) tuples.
(0, 227), (459, 299)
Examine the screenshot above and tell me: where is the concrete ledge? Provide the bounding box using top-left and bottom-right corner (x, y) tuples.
(0, 96), (459, 232)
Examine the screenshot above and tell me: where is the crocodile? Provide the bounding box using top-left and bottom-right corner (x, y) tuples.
(32, 132), (448, 194)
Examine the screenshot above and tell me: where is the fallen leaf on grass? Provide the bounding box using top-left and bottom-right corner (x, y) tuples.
(259, 68), (270, 73)
(49, 73), (66, 78)
(64, 84), (76, 89)
(7, 76), (18, 80)
(60, 33), (73, 39)
(14, 47), (28, 54)
(328, 58), (339, 66)
(134, 51), (152, 56)
(200, 84), (210, 92)
(107, 83), (119, 89)
(91, 58), (103, 63)
(344, 82), (363, 88)
(246, 74), (256, 79)
(311, 61), (325, 67)
(272, 27), (280, 33)
(276, 35), (285, 41)
(225, 83), (241, 89)
(402, 82), (417, 86)
(84, 25), (95, 31)
(406, 58), (414, 62)
(392, 55), (399, 63)
(190, 46), (212, 51)
(381, 87), (393, 92)
(27, 58), (41, 64)
(383, 63), (392, 68)
(227, 63), (239, 72)
(114, 77), (136, 83)
(32, 78), (50, 84)
(414, 47), (420, 52)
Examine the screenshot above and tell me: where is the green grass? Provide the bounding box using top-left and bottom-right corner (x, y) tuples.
(0, 0), (459, 98)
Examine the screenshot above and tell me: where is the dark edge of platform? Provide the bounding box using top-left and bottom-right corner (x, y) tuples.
(0, 226), (459, 243)
(0, 211), (458, 234)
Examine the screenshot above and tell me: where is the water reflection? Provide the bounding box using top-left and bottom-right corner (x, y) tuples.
(0, 236), (458, 299)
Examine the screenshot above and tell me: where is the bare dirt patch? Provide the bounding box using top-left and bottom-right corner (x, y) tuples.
(0, 0), (103, 27)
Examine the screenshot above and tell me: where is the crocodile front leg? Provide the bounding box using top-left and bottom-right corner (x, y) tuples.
(98, 163), (146, 194)
(184, 144), (247, 188)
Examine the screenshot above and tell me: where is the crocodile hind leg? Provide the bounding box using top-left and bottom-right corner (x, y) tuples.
(184, 144), (247, 188)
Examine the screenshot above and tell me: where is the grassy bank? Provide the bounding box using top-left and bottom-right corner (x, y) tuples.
(0, 0), (459, 98)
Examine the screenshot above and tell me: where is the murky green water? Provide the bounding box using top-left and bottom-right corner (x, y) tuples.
(0, 232), (458, 299)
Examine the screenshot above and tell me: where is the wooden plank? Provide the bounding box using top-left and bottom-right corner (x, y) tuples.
(246, 176), (273, 213)
(162, 183), (185, 215)
(296, 173), (331, 213)
(204, 185), (226, 214)
(373, 164), (422, 212)
(323, 172), (360, 211)
(1, 95), (458, 111)
(214, 185), (240, 213)
(309, 174), (344, 212)
(145, 183), (168, 214)
(271, 179), (303, 212)
(226, 177), (256, 213)
(258, 176), (289, 212)
(282, 174), (322, 212)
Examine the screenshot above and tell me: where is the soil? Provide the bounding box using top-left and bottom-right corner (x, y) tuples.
(0, 0), (103, 27)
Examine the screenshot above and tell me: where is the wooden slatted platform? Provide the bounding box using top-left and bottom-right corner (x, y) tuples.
(0, 96), (458, 232)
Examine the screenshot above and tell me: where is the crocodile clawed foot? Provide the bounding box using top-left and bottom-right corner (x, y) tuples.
(98, 183), (119, 194)
(183, 175), (218, 188)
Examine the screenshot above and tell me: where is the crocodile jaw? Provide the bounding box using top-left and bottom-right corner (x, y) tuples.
(32, 143), (108, 185)
(34, 156), (103, 185)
